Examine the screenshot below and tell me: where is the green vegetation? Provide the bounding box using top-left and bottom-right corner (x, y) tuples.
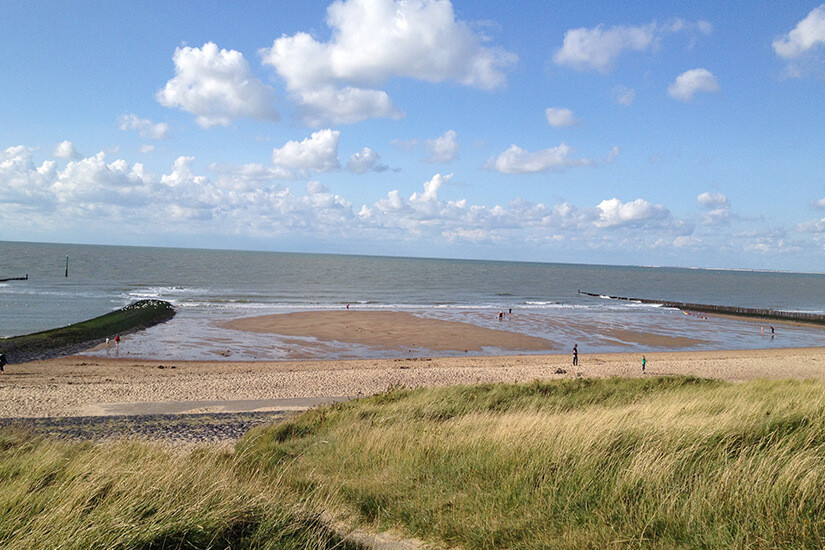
(240, 377), (825, 549)
(3, 376), (825, 548)
(0, 299), (175, 363)
(0, 427), (359, 549)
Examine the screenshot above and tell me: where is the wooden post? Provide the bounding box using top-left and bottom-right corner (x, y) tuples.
(65, 255), (69, 278)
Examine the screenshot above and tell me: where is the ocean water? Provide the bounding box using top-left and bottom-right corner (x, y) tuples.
(2, 240), (825, 360)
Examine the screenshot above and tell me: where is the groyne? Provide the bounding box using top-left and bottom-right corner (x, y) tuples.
(0, 299), (176, 363)
(578, 291), (825, 326)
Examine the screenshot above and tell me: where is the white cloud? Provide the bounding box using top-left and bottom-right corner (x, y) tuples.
(424, 130), (459, 163)
(798, 217), (825, 233)
(812, 197), (825, 209)
(697, 191), (731, 225)
(612, 85), (636, 106)
(260, 0), (516, 124)
(595, 197), (671, 228)
(53, 140), (79, 160)
(773, 5), (825, 59)
(668, 68), (719, 101)
(553, 23), (656, 73)
(1, 144), (782, 261)
(0, 146), (58, 207)
(485, 143), (597, 174)
(295, 86), (403, 126)
(553, 19), (711, 73)
(271, 129), (341, 174)
(545, 107), (580, 127)
(697, 192), (728, 209)
(117, 114), (170, 140)
(157, 42), (279, 128)
(347, 147), (388, 173)
(51, 152), (155, 209)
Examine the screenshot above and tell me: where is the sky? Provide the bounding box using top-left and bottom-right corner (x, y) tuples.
(2, 1), (825, 271)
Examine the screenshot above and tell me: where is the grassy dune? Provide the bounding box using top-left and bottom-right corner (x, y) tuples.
(0, 428), (358, 549)
(240, 376), (825, 549)
(2, 376), (825, 548)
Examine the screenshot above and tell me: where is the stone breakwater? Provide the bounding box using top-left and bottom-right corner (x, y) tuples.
(0, 411), (288, 447)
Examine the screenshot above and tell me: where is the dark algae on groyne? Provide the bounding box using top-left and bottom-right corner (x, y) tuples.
(0, 299), (175, 363)
(579, 290), (825, 325)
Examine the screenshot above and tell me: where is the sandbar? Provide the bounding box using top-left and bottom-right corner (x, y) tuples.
(221, 310), (554, 352)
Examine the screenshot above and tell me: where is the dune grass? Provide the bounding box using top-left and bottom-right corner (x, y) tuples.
(238, 376), (825, 549)
(0, 428), (359, 549)
(3, 376), (825, 548)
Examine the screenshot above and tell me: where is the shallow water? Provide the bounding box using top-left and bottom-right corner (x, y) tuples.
(3, 241), (825, 360)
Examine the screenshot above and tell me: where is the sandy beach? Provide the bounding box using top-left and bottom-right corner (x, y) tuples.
(2, 311), (825, 418)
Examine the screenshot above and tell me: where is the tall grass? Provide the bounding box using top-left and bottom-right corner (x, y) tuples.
(0, 428), (359, 549)
(4, 376), (825, 548)
(239, 377), (825, 549)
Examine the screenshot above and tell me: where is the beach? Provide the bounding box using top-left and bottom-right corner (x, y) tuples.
(2, 310), (825, 419)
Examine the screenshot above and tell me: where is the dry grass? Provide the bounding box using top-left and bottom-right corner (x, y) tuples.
(240, 377), (825, 549)
(4, 376), (825, 548)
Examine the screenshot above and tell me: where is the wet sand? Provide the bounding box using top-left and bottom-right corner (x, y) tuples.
(221, 310), (555, 352)
(1, 311), (825, 418)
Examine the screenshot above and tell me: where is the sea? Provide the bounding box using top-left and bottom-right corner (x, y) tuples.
(2, 240), (825, 361)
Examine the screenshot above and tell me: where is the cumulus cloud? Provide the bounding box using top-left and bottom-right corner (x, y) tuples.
(424, 130), (459, 163)
(117, 114), (170, 140)
(271, 129), (341, 175)
(53, 140), (79, 160)
(260, 0), (516, 124)
(812, 197), (825, 209)
(668, 68), (719, 101)
(294, 86), (403, 126)
(697, 191), (731, 225)
(798, 217), (825, 234)
(1, 144), (758, 257)
(485, 142), (612, 174)
(553, 23), (656, 73)
(0, 146), (58, 207)
(347, 147), (388, 173)
(545, 107), (580, 127)
(157, 42), (279, 127)
(697, 192), (728, 209)
(595, 197), (671, 228)
(553, 19), (711, 73)
(773, 5), (825, 59)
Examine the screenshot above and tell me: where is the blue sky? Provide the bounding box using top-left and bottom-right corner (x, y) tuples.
(2, 1), (825, 271)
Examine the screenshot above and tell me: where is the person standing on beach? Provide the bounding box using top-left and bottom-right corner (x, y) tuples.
(572, 344), (578, 366)
(115, 334), (120, 354)
(0, 353), (6, 373)
(642, 355), (646, 373)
